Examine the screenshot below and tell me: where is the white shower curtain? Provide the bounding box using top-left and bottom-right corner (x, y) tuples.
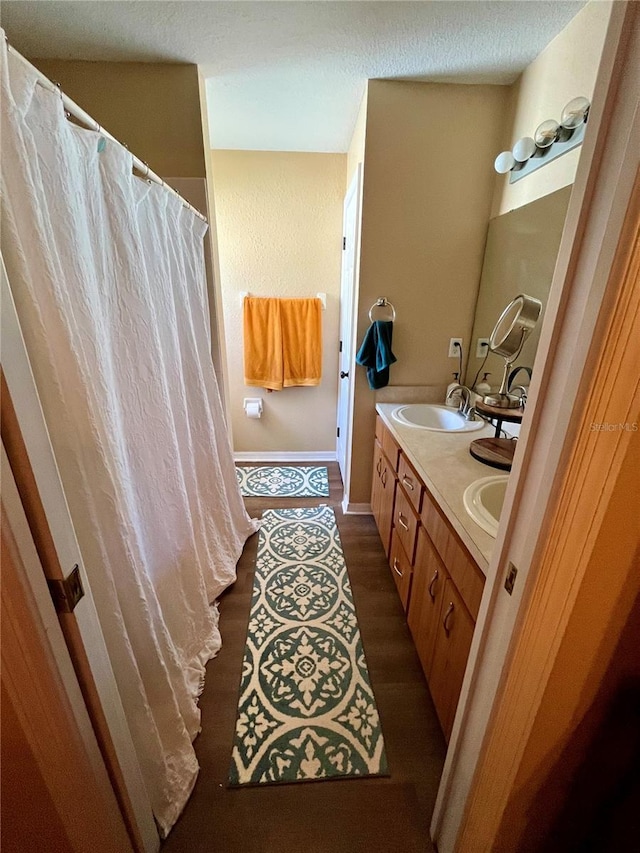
(1, 41), (258, 836)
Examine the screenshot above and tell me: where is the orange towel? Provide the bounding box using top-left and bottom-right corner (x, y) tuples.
(243, 297), (283, 390)
(243, 296), (322, 391)
(281, 298), (322, 388)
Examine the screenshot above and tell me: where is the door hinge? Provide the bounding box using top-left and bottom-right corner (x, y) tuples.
(504, 562), (518, 596)
(337, 426), (340, 438)
(342, 236), (346, 250)
(47, 564), (85, 613)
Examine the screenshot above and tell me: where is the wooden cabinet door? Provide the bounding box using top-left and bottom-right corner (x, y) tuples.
(428, 577), (475, 742)
(407, 527), (447, 678)
(389, 529), (413, 611)
(371, 440), (384, 524)
(371, 440), (396, 558)
(378, 460), (397, 559)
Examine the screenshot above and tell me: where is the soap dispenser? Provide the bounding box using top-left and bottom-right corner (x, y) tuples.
(475, 372), (491, 398)
(445, 372), (462, 408)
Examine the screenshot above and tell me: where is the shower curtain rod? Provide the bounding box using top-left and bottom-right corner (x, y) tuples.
(6, 39), (208, 224)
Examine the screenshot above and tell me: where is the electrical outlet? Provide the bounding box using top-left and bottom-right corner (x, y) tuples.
(448, 338), (463, 358)
(476, 338), (490, 358)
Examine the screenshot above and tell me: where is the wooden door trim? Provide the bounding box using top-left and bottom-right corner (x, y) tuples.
(430, 4), (640, 850)
(1, 259), (158, 852)
(455, 108), (640, 853)
(2, 447), (134, 853)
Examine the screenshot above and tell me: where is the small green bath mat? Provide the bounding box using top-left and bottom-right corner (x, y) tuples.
(229, 505), (387, 786)
(236, 465), (329, 497)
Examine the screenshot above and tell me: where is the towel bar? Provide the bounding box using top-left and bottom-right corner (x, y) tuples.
(369, 298), (396, 322)
(240, 291), (326, 310)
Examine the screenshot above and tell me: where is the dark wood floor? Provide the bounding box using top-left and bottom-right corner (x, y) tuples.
(162, 463), (445, 853)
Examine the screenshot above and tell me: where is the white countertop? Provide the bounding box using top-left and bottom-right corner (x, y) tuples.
(376, 403), (504, 573)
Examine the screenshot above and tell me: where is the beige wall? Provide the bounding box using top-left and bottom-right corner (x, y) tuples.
(211, 150), (346, 453)
(31, 59), (206, 178)
(346, 88), (368, 186)
(196, 69), (231, 416)
(348, 80), (508, 504)
(30, 59), (230, 418)
(491, 1), (612, 217)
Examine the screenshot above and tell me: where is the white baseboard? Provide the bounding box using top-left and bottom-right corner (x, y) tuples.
(342, 497), (372, 515)
(234, 451), (337, 463)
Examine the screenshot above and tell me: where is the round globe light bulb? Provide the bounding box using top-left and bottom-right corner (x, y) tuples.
(534, 119), (560, 149)
(512, 136), (536, 163)
(561, 96), (590, 129)
(494, 150), (515, 174)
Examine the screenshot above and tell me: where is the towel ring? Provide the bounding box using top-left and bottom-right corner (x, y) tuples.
(369, 298), (396, 323)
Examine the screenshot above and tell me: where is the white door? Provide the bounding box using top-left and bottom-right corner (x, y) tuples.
(336, 165), (362, 497)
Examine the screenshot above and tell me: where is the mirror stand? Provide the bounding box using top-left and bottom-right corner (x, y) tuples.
(483, 343), (526, 409)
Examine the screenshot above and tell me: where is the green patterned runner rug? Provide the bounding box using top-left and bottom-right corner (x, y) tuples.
(229, 505), (388, 786)
(236, 465), (329, 497)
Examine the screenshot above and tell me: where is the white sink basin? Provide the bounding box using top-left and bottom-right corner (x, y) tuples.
(463, 475), (509, 537)
(391, 404), (484, 432)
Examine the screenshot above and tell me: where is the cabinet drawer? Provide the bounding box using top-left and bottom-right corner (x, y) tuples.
(375, 414), (384, 445)
(393, 485), (420, 564)
(381, 423), (401, 473)
(398, 454), (423, 514)
(421, 490), (484, 620)
(389, 529), (413, 611)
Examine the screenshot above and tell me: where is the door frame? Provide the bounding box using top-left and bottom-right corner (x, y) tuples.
(1, 258), (159, 853)
(431, 4), (639, 850)
(337, 164), (363, 513)
(460, 151), (639, 853)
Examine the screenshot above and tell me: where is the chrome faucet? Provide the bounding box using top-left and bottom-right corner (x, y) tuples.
(446, 384), (477, 420)
(510, 385), (528, 407)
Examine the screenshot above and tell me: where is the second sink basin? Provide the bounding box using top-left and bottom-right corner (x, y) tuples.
(463, 475), (509, 537)
(392, 404), (484, 432)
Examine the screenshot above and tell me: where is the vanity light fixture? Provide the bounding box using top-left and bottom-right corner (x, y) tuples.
(494, 96), (590, 183)
(512, 136), (536, 163)
(494, 150), (516, 174)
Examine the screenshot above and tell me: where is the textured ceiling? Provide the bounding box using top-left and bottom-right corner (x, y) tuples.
(1, 1), (586, 152)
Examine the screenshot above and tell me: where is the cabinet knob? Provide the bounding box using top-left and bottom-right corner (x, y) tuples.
(398, 512), (409, 531)
(393, 558), (403, 578)
(340, 371), (349, 379)
(402, 476), (414, 491)
(443, 602), (454, 637)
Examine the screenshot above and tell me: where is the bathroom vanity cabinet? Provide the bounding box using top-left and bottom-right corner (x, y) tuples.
(372, 414), (485, 741)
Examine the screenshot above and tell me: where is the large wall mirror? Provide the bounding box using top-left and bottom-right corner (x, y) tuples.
(465, 185), (572, 391)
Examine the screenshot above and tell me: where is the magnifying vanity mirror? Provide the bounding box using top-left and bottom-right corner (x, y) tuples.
(483, 294), (542, 408)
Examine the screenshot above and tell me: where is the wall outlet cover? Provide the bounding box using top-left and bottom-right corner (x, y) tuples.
(448, 338), (463, 358)
(476, 338), (490, 358)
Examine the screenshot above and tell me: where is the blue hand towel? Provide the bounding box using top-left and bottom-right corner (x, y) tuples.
(355, 320), (397, 390)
